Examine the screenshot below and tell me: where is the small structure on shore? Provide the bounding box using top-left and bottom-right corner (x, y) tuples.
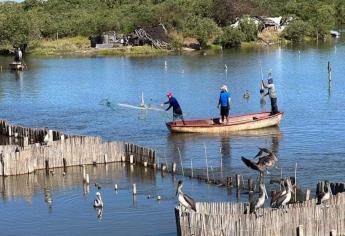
(90, 31), (126, 48)
(127, 24), (170, 49)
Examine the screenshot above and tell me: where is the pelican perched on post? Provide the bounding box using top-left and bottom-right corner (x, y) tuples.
(241, 148), (278, 174)
(271, 178), (293, 212)
(317, 181), (332, 207)
(176, 180), (196, 211)
(248, 183), (268, 217)
(93, 192), (104, 208)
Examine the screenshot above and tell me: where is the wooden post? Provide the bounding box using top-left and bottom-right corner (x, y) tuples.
(130, 154), (134, 164)
(249, 191), (254, 202)
(104, 154), (108, 164)
(85, 174), (89, 185)
(321, 181), (325, 193)
(45, 160), (49, 175)
(152, 163), (157, 170)
(328, 61), (332, 82)
(23, 137), (29, 147)
(204, 144), (209, 182)
(236, 174), (241, 189)
(190, 159), (193, 178)
(161, 163), (167, 172)
(248, 178), (254, 191)
(172, 162), (176, 173)
(82, 165), (86, 182)
(132, 183), (137, 195)
(227, 176), (233, 188)
(316, 181), (321, 196)
(63, 158), (67, 173)
(330, 229), (337, 236)
(305, 189), (311, 201)
(297, 225), (304, 236)
(177, 147), (184, 176)
(271, 190), (276, 199)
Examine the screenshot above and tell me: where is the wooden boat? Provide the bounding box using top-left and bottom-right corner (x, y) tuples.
(9, 61), (26, 71)
(166, 112), (283, 133)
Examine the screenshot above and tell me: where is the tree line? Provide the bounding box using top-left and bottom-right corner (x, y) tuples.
(0, 0), (344, 52)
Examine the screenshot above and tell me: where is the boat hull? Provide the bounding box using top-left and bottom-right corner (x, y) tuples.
(166, 112), (283, 133)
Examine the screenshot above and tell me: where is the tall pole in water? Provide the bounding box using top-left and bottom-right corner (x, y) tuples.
(328, 61), (332, 82)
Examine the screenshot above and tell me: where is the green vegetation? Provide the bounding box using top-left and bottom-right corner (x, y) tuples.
(0, 0), (343, 55)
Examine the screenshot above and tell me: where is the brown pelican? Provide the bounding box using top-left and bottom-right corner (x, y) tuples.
(241, 149), (278, 174)
(317, 181), (332, 207)
(249, 183), (268, 217)
(254, 147), (271, 158)
(93, 192), (104, 208)
(271, 178), (293, 212)
(176, 180), (196, 211)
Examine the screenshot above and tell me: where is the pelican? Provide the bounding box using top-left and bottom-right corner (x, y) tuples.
(254, 147), (271, 158)
(317, 181), (332, 207)
(271, 178), (293, 212)
(93, 192), (104, 208)
(249, 183), (268, 217)
(176, 180), (196, 211)
(270, 178), (288, 206)
(241, 149), (278, 174)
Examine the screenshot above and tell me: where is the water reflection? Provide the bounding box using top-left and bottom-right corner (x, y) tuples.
(83, 183), (90, 196)
(0, 163), (157, 201)
(44, 187), (53, 210)
(96, 207), (103, 221)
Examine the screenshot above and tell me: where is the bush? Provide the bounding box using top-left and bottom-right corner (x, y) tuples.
(239, 16), (258, 42)
(220, 26), (245, 48)
(183, 16), (222, 47)
(282, 19), (310, 42)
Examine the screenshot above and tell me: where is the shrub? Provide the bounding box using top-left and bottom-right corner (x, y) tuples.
(220, 26), (245, 48)
(282, 19), (310, 42)
(239, 16), (258, 42)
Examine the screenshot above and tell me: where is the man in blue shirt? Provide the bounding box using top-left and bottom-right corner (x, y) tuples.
(217, 85), (231, 124)
(163, 92), (185, 124)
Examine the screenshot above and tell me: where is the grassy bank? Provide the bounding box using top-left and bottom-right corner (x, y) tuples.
(29, 36), (172, 57)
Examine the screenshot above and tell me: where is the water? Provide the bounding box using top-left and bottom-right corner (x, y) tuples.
(1, 37), (345, 234)
(0, 163), (233, 235)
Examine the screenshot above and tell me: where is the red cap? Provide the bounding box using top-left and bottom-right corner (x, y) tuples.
(166, 92), (173, 97)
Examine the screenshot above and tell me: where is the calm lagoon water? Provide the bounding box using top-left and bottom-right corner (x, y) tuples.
(1, 37), (345, 235)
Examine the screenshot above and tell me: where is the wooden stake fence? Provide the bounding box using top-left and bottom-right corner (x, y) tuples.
(0, 120), (156, 176)
(176, 192), (345, 236)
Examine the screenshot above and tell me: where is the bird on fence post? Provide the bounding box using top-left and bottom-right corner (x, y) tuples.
(317, 181), (332, 208)
(271, 178), (293, 213)
(241, 147), (278, 175)
(247, 183), (268, 217)
(176, 180), (196, 212)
